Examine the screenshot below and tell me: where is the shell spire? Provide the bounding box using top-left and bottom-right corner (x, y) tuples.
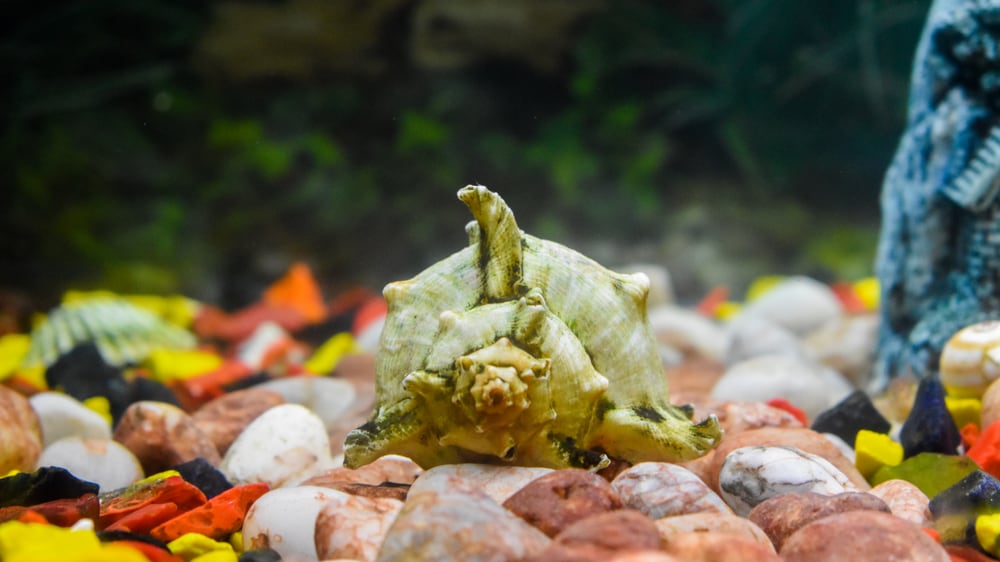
(458, 185), (524, 302)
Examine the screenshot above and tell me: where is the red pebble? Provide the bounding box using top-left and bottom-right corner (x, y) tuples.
(966, 421), (1000, 479)
(149, 482), (269, 542)
(767, 398), (809, 426)
(696, 286), (729, 317)
(961, 422), (981, 450)
(830, 282), (867, 314)
(0, 493), (99, 527)
(170, 360), (254, 411)
(99, 475), (206, 529)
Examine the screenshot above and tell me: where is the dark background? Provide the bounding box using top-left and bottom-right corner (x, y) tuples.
(2, 0), (932, 309)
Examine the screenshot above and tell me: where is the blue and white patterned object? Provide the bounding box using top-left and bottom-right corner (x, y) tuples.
(876, 0), (1000, 389)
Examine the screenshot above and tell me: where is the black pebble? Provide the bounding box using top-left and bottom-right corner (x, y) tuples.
(811, 390), (891, 445)
(899, 374), (961, 457)
(0, 466), (99, 508)
(239, 548), (283, 561)
(171, 457), (233, 499)
(930, 470), (1000, 518)
(46, 343), (128, 417)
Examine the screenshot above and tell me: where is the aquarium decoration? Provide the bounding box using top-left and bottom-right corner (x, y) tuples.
(344, 186), (720, 470)
(876, 0), (1000, 389)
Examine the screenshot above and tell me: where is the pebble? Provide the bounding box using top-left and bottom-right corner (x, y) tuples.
(661, 532), (781, 561)
(802, 313), (878, 388)
(694, 426), (869, 494)
(867, 479), (931, 525)
(256, 376), (357, 430)
(900, 375), (961, 457)
(610, 462), (730, 519)
(151, 482), (268, 543)
(746, 491), (890, 551)
(35, 437), (143, 490)
(502, 468), (623, 537)
(314, 492), (403, 562)
(647, 305), (726, 361)
(528, 509), (661, 562)
(407, 463), (553, 505)
(173, 457), (234, 499)
(810, 390), (891, 446)
(724, 315), (807, 365)
(302, 454), (422, 487)
(870, 452), (978, 498)
(28, 391), (112, 446)
(653, 512), (774, 550)
(779, 510), (949, 561)
(733, 276), (843, 336)
(378, 487), (550, 561)
(853, 429), (903, 480)
(929, 470), (1000, 543)
(191, 388), (286, 455)
(718, 445), (858, 516)
(242, 486), (350, 562)
(113, 400), (221, 474)
(693, 400), (804, 436)
(220, 404), (334, 488)
(0, 385), (42, 473)
(710, 354), (853, 419)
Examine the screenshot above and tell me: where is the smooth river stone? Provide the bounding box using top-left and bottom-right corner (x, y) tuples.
(502, 469), (623, 538)
(257, 376), (357, 430)
(868, 479), (931, 526)
(733, 276), (842, 336)
(611, 462), (730, 519)
(36, 437), (143, 490)
(780, 510), (949, 561)
(112, 400), (220, 475)
(718, 445), (858, 516)
(0, 385), (42, 473)
(313, 491), (403, 562)
(528, 510), (662, 562)
(243, 486), (349, 562)
(654, 512), (774, 551)
(378, 488), (550, 562)
(29, 391), (111, 446)
(747, 491), (890, 551)
(220, 404), (334, 488)
(662, 532), (782, 562)
(191, 387), (286, 455)
(407, 464), (553, 505)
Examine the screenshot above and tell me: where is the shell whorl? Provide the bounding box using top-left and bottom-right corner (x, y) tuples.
(458, 185), (524, 302)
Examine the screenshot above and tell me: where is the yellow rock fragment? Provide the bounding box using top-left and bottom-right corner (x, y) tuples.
(945, 396), (982, 431)
(714, 301), (742, 321)
(168, 532), (235, 562)
(304, 332), (357, 375)
(11, 366), (46, 390)
(977, 512), (1000, 555)
(853, 277), (880, 311)
(746, 275), (786, 302)
(228, 530), (244, 553)
(855, 429), (903, 480)
(82, 396), (112, 426)
(145, 348), (223, 383)
(0, 335), (30, 382)
(0, 521), (147, 562)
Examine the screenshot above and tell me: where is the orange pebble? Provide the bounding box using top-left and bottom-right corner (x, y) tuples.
(962, 422), (981, 450)
(149, 482), (269, 543)
(264, 261), (327, 324)
(966, 421), (1000, 479)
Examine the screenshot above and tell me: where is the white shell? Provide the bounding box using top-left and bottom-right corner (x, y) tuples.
(939, 321), (1000, 398)
(718, 445), (857, 516)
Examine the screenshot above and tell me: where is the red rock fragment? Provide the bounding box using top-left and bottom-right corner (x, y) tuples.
(170, 361), (255, 412)
(0, 493), (99, 527)
(149, 482), (269, 542)
(99, 475), (207, 529)
(104, 502), (180, 534)
(967, 421), (1000, 479)
(766, 398), (809, 426)
(194, 303), (306, 343)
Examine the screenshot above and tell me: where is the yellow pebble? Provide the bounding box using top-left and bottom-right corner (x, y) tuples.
(945, 396), (982, 431)
(229, 531), (244, 553)
(745, 275), (786, 302)
(854, 429), (903, 480)
(145, 348), (223, 383)
(11, 366), (47, 391)
(82, 396), (112, 426)
(168, 533), (235, 562)
(304, 332), (358, 375)
(977, 512), (1000, 555)
(0, 521), (147, 562)
(853, 277), (880, 311)
(0, 335), (30, 382)
(714, 301), (742, 321)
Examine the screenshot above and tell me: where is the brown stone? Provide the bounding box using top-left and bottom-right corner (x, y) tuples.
(779, 511), (949, 561)
(0, 386), (42, 473)
(113, 400), (221, 474)
(526, 510), (662, 562)
(611, 462), (730, 519)
(694, 427), (868, 493)
(867, 479), (931, 526)
(191, 387), (285, 455)
(748, 491), (890, 551)
(503, 468), (623, 537)
(314, 492), (403, 561)
(663, 532), (781, 562)
(302, 454), (422, 487)
(655, 512), (774, 551)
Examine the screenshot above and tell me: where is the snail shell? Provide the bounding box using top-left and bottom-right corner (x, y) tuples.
(939, 321), (1000, 398)
(344, 186), (720, 470)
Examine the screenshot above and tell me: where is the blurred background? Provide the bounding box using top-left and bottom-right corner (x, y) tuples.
(2, 0), (932, 310)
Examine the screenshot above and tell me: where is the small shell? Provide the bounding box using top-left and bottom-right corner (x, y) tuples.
(939, 321), (1000, 398)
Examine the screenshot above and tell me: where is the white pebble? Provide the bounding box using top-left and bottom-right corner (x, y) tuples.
(257, 377), (357, 431)
(29, 392), (111, 447)
(221, 404), (334, 488)
(243, 486), (349, 562)
(719, 445), (857, 516)
(711, 354), (853, 418)
(36, 437), (143, 490)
